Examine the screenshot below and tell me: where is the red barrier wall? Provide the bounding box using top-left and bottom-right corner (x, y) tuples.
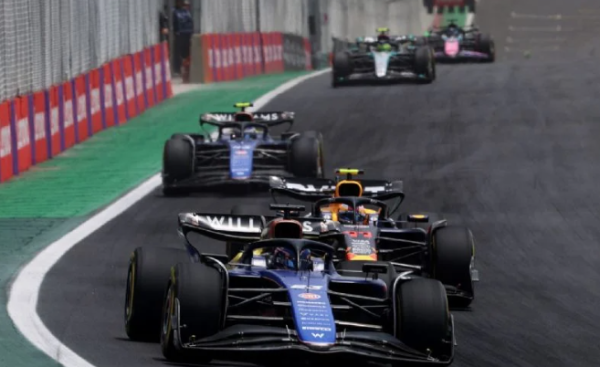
(0, 41), (173, 184)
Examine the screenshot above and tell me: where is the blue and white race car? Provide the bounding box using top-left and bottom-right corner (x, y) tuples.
(124, 205), (456, 366)
(161, 102), (324, 195)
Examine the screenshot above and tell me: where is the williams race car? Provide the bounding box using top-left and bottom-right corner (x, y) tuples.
(161, 102), (324, 196)
(422, 20), (495, 63)
(332, 28), (435, 87)
(267, 169), (478, 307)
(124, 205), (455, 366)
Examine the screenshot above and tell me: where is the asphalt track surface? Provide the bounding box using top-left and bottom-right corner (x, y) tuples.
(37, 1), (600, 366)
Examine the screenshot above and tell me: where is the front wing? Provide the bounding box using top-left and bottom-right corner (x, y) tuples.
(175, 324), (454, 366)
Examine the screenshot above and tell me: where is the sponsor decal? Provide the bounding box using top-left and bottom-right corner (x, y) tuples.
(363, 185), (386, 193)
(286, 183), (334, 192)
(301, 326), (331, 331)
(16, 118), (30, 149)
(0, 126), (12, 158)
(199, 215), (262, 232)
(312, 333), (324, 338)
(298, 293), (321, 300)
(34, 112), (45, 141)
(104, 84), (113, 108)
(50, 107), (59, 135)
(77, 95), (86, 122)
(291, 285), (322, 290)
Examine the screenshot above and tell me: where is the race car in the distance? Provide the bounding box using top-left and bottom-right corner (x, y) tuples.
(423, 0), (476, 14)
(161, 102), (324, 196)
(421, 20), (495, 62)
(124, 205), (455, 365)
(332, 27), (435, 87)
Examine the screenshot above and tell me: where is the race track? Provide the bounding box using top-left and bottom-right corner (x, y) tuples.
(38, 1), (600, 366)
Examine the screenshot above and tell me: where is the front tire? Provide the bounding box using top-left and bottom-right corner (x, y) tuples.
(124, 247), (190, 341)
(414, 46), (434, 83)
(479, 34), (496, 63)
(160, 262), (225, 363)
(395, 278), (450, 354)
(432, 225), (476, 307)
(289, 133), (323, 178)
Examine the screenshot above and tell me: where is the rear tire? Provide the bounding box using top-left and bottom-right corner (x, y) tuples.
(160, 262), (224, 363)
(395, 278), (450, 353)
(432, 225), (475, 307)
(162, 137), (194, 197)
(124, 247), (190, 342)
(289, 134), (323, 178)
(414, 46), (434, 83)
(479, 34), (496, 63)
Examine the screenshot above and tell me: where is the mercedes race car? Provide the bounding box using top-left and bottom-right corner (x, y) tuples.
(332, 28), (435, 87)
(124, 205), (455, 366)
(422, 20), (495, 63)
(161, 102), (324, 196)
(267, 169), (478, 307)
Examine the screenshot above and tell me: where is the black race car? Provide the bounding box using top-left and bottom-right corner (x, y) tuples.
(125, 204), (456, 366)
(161, 102), (324, 196)
(421, 20), (495, 63)
(332, 28), (435, 87)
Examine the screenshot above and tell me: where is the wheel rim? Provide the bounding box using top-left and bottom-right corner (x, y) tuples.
(124, 260), (136, 325)
(162, 284), (175, 338)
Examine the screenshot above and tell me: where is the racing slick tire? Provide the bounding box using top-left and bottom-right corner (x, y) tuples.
(332, 52), (352, 88)
(414, 46), (435, 84)
(479, 34), (496, 63)
(289, 134), (324, 178)
(432, 225), (475, 308)
(160, 262), (225, 363)
(395, 278), (450, 354)
(162, 137), (194, 196)
(124, 247), (190, 342)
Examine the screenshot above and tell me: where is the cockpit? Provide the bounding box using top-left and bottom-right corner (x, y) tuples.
(219, 123), (268, 140)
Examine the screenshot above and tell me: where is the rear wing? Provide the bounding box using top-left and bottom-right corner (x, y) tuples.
(199, 111), (295, 128)
(178, 212), (327, 243)
(269, 176), (405, 201)
(178, 213), (265, 242)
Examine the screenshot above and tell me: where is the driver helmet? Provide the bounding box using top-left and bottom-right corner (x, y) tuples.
(377, 43), (392, 52)
(377, 28), (391, 42)
(337, 205), (368, 224)
(271, 247), (296, 270)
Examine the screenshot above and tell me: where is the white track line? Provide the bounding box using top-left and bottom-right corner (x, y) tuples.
(7, 67), (330, 367)
(504, 45), (560, 53)
(511, 11), (600, 20)
(508, 25), (566, 32)
(505, 36), (566, 44)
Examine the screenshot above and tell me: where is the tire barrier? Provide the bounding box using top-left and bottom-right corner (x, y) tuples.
(190, 32), (312, 84)
(0, 42), (173, 183)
